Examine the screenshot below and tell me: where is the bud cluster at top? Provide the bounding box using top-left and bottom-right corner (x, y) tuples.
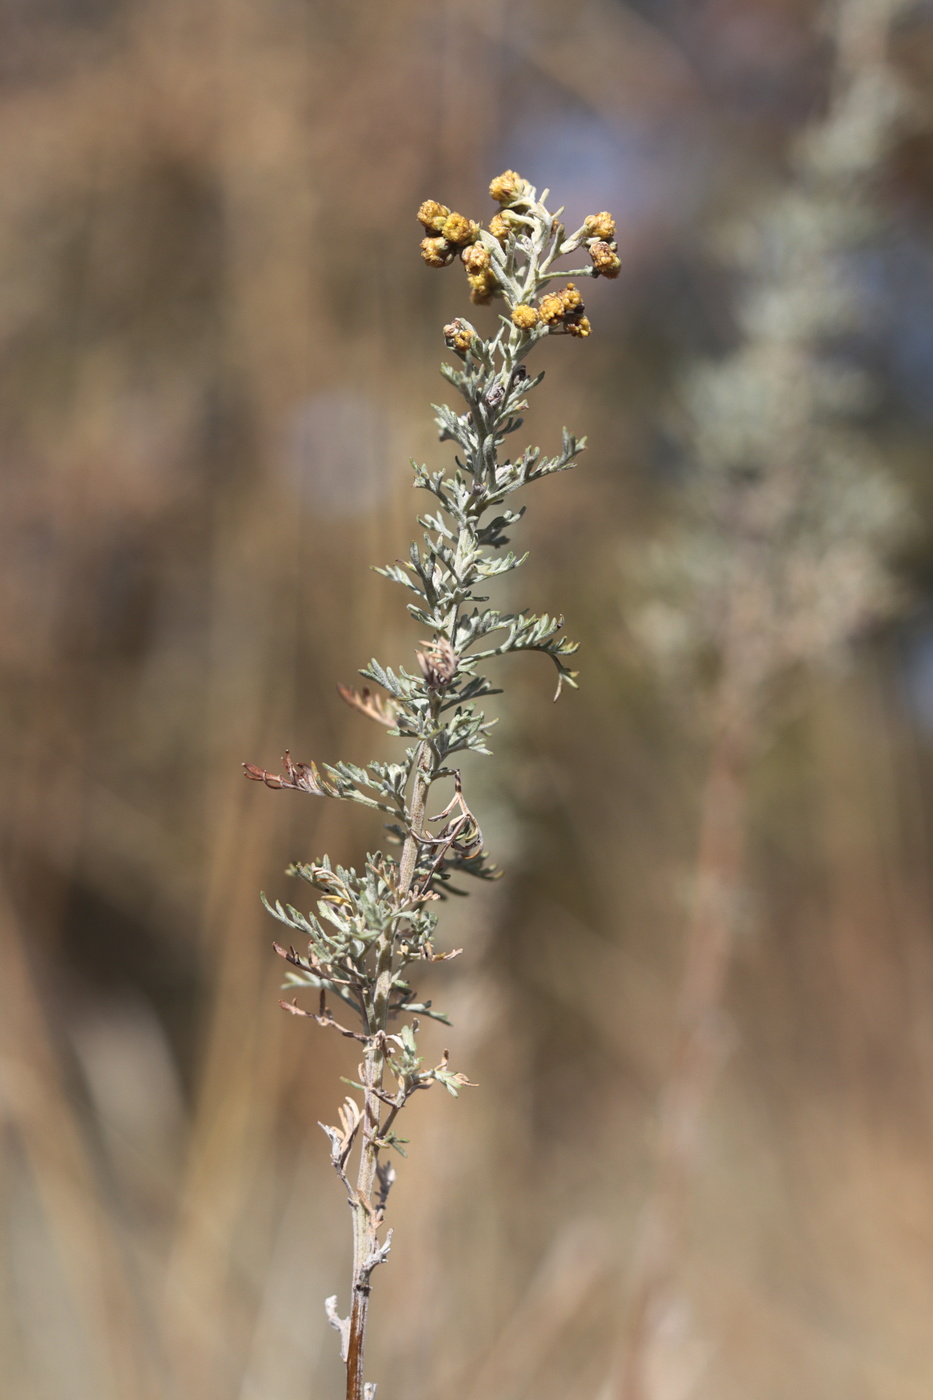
(418, 169), (621, 339)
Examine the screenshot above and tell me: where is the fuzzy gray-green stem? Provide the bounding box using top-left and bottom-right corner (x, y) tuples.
(398, 741), (433, 897)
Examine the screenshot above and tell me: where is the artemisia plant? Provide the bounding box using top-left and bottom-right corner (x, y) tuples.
(245, 171), (619, 1400)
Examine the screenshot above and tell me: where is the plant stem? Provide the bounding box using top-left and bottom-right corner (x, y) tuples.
(398, 740), (433, 897)
(346, 958), (389, 1400)
(346, 740), (434, 1400)
(346, 1047), (381, 1400)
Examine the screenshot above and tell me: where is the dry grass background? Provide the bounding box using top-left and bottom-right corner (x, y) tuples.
(4, 1), (933, 1397)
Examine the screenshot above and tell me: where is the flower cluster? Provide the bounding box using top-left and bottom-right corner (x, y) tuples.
(417, 200), (480, 269)
(583, 212), (621, 278)
(418, 169), (619, 329)
(537, 283), (591, 337)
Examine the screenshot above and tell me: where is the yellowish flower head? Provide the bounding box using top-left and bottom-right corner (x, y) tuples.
(462, 244), (491, 274)
(539, 293), (566, 326)
(511, 304), (539, 330)
(589, 241), (621, 278)
(488, 213), (511, 244)
(468, 267), (499, 305)
(420, 237), (455, 268)
(417, 200), (450, 234)
(489, 170), (527, 204)
(584, 211), (616, 241)
(442, 212), (479, 247)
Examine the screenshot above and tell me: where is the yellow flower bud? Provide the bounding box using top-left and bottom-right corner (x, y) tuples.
(511, 304), (539, 330)
(420, 237), (455, 268)
(589, 241), (621, 278)
(489, 170), (525, 204)
(584, 211), (616, 241)
(559, 283), (583, 311)
(539, 293), (566, 326)
(467, 268), (498, 304)
(567, 316), (592, 338)
(462, 243), (491, 274)
(441, 212), (478, 246)
(417, 200), (450, 234)
(489, 213), (511, 243)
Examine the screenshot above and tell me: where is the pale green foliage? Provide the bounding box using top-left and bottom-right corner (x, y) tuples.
(630, 0), (913, 702)
(249, 185), (600, 1052)
(263, 855), (449, 1029)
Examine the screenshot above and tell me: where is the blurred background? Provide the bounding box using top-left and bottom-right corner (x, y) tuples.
(3, 1), (933, 1397)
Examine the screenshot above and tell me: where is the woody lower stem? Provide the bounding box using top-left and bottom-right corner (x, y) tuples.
(345, 742), (433, 1400)
(345, 1036), (383, 1400)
